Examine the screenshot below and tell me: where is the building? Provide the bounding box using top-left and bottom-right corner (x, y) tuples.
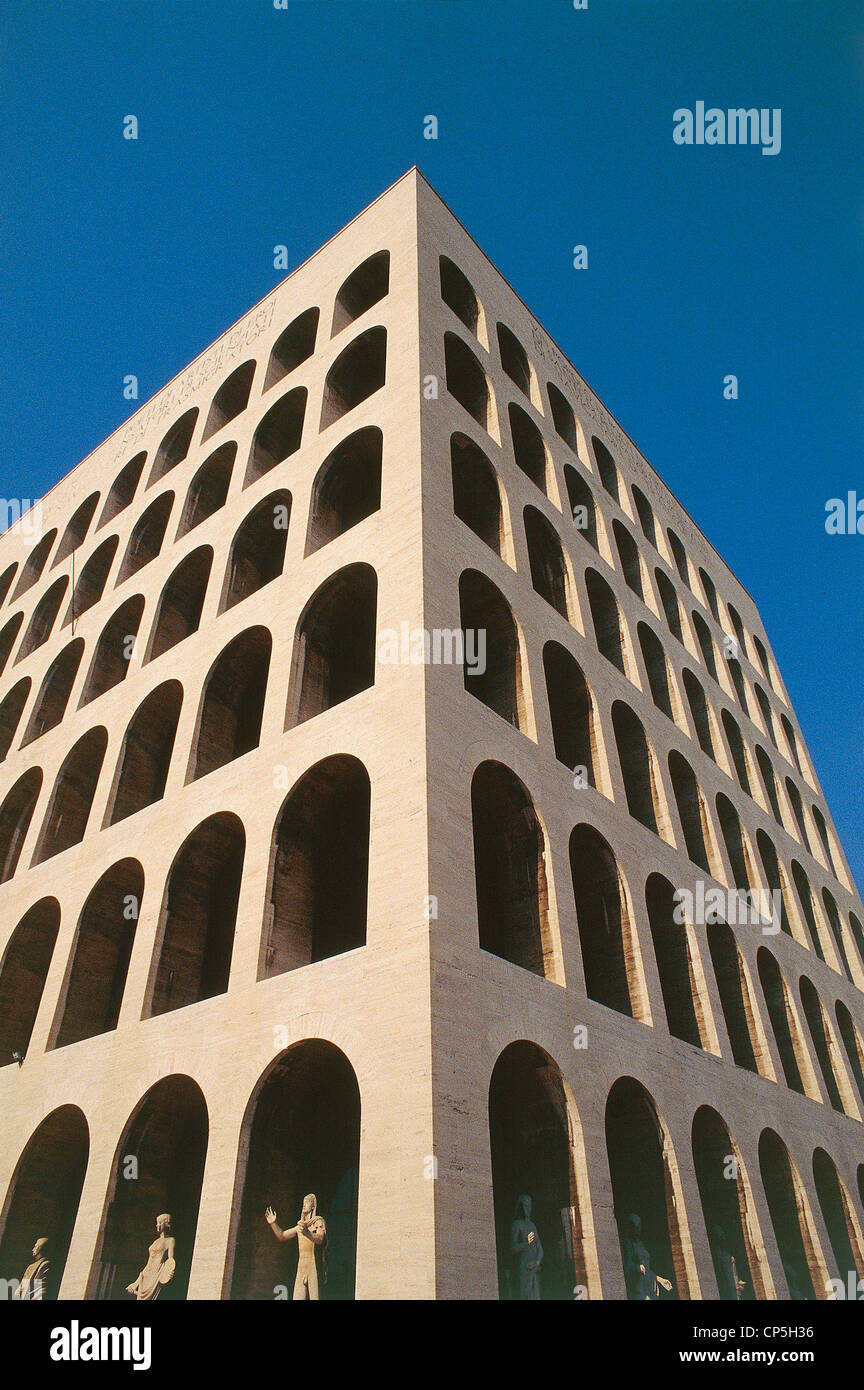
(0, 169), (862, 1301)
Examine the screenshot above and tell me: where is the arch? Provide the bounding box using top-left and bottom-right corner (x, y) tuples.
(509, 403), (548, 494)
(177, 442), (235, 537)
(693, 611), (718, 681)
(320, 327), (386, 430)
(755, 684), (777, 749)
(331, 250), (389, 335)
(638, 622), (674, 718)
(53, 493), (99, 568)
(791, 861), (828, 962)
(80, 596), (144, 704)
(564, 467), (598, 549)
(667, 529), (690, 586)
(472, 761), (553, 978)
(190, 627), (271, 780)
(202, 360), (255, 442)
(260, 755), (370, 977)
(543, 642), (596, 780)
(146, 547), (212, 660)
(753, 634), (773, 685)
(757, 949), (806, 1095)
(11, 530), (57, 601)
(721, 709), (752, 794)
(835, 1001), (864, 1107)
(755, 830), (794, 937)
(226, 1041), (360, 1300)
(98, 452), (145, 528)
(0, 768), (42, 881)
(813, 1149), (864, 1288)
(547, 382), (579, 453)
(116, 492), (173, 583)
(691, 1106), (761, 1299)
(497, 322), (532, 399)
(147, 813), (245, 1017)
(307, 427), (381, 554)
(645, 873), (705, 1047)
(755, 746), (783, 824)
(0, 897), (60, 1065)
(706, 923), (760, 1072)
(812, 805), (836, 875)
(586, 569), (626, 673)
(106, 682), (182, 824)
(683, 669), (715, 756)
(799, 977), (846, 1113)
(716, 793), (752, 892)
(0, 613), (23, 677)
(669, 751), (713, 872)
(245, 386), (306, 486)
(444, 332), (489, 431)
(632, 486), (657, 548)
(439, 256), (479, 336)
(698, 568), (720, 621)
(286, 564), (376, 729)
(16, 577), (68, 660)
(569, 824), (634, 1015)
(147, 408), (198, 487)
(727, 657), (749, 714)
(758, 1129), (818, 1299)
(0, 562), (17, 606)
(785, 778), (811, 851)
(612, 701), (663, 834)
(51, 860), (143, 1047)
(32, 727), (107, 863)
(726, 604), (748, 660)
(0, 1105), (88, 1300)
(0, 677), (30, 761)
(613, 520), (644, 599)
(489, 1041), (589, 1299)
(655, 568), (683, 642)
(821, 888), (852, 983)
(524, 507), (569, 617)
(591, 438), (619, 502)
(264, 307), (319, 391)
(64, 535), (118, 624)
(605, 1077), (687, 1298)
(450, 433), (501, 554)
(221, 491), (290, 611)
(88, 1076), (207, 1299)
(458, 570), (525, 728)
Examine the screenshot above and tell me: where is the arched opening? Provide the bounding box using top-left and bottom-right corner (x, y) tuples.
(569, 823), (633, 1014)
(190, 627), (271, 780)
(755, 684), (777, 748)
(785, 779), (810, 850)
(51, 861), (143, 1047)
(227, 1042), (360, 1300)
(524, 507), (569, 617)
(605, 1077), (685, 1298)
(728, 657), (750, 714)
(472, 761), (552, 978)
(458, 570), (523, 727)
(543, 642), (596, 779)
(116, 492), (173, 583)
(722, 709), (752, 794)
(260, 755), (369, 977)
(0, 898), (60, 1065)
(286, 565), (376, 729)
(0, 678), (30, 760)
(756, 831), (794, 937)
(638, 622), (674, 718)
(683, 669), (715, 757)
(264, 308), (319, 391)
(444, 332), (489, 431)
(245, 387), (306, 486)
(813, 1149), (864, 1286)
(439, 257), (479, 335)
(176, 442), (235, 537)
(80, 597), (144, 704)
(53, 493), (99, 568)
(753, 635), (773, 685)
(547, 382), (578, 453)
(12, 530), (57, 601)
(564, 467), (598, 549)
(497, 323), (532, 398)
(106, 683), (182, 823)
(221, 491), (290, 611)
(669, 751), (712, 871)
(509, 403), (547, 494)
(835, 1001), (864, 1107)
(692, 1107), (760, 1299)
(147, 814), (245, 1016)
(98, 453), (145, 528)
(0, 563), (16, 606)
(822, 888), (852, 983)
(332, 251), (389, 335)
(613, 521), (644, 599)
(33, 727), (107, 863)
(146, 548), (211, 661)
(612, 701), (661, 834)
(716, 794), (752, 892)
(89, 1076), (207, 1300)
(0, 613), (23, 676)
(757, 949), (806, 1094)
(592, 438), (619, 502)
(699, 569), (720, 621)
(706, 922), (759, 1071)
(812, 806), (836, 875)
(307, 428), (381, 554)
(450, 433), (501, 554)
(0, 768), (42, 881)
(799, 977), (845, 1113)
(147, 409), (198, 487)
(645, 873), (704, 1047)
(667, 529), (690, 586)
(656, 568), (683, 643)
(489, 1041), (587, 1300)
(320, 328), (386, 430)
(586, 569), (626, 673)
(726, 604), (748, 658)
(632, 486), (657, 547)
(758, 1129), (818, 1299)
(64, 536), (118, 624)
(755, 746), (783, 824)
(202, 360), (255, 442)
(693, 612), (718, 680)
(16, 578), (68, 660)
(791, 861), (827, 961)
(0, 1106), (88, 1300)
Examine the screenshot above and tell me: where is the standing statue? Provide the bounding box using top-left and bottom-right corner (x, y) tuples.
(126, 1213), (176, 1300)
(712, 1225), (747, 1300)
(509, 1194), (544, 1300)
(13, 1237), (52, 1300)
(622, 1211), (673, 1300)
(265, 1194), (327, 1301)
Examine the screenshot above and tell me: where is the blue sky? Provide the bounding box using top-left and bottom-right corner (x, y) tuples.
(1, 0), (862, 884)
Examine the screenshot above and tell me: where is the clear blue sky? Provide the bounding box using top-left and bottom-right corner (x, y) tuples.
(1, 0), (862, 886)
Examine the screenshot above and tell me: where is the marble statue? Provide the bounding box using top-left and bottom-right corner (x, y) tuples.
(509, 1193), (543, 1299)
(13, 1237), (51, 1300)
(265, 1194), (327, 1300)
(126, 1213), (176, 1300)
(622, 1211), (673, 1300)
